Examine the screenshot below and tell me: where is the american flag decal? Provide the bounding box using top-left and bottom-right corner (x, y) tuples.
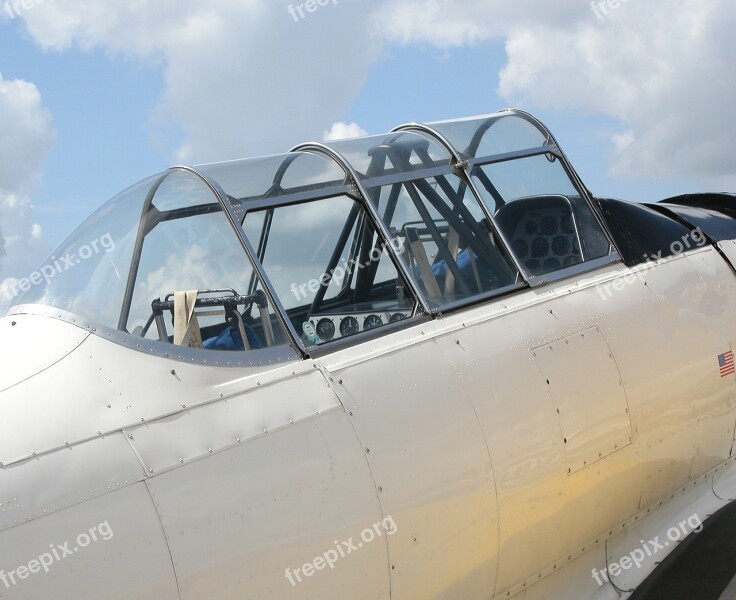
(719, 351), (735, 378)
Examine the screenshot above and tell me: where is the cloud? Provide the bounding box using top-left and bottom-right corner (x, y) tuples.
(323, 122), (368, 142)
(374, 0), (736, 182)
(0, 74), (56, 307)
(20, 0), (381, 163)
(9, 0), (736, 206)
(372, 0), (584, 47)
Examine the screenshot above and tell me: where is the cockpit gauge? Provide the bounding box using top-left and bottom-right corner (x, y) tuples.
(316, 318), (336, 341)
(364, 315), (384, 330)
(339, 316), (360, 337)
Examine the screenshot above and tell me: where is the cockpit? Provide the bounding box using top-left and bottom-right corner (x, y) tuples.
(3, 110), (620, 364)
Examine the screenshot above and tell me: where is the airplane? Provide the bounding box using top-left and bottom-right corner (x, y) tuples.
(1, 108), (736, 599)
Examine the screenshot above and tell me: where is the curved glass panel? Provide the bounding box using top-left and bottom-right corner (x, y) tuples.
(243, 195), (416, 347)
(472, 155), (611, 277)
(324, 128), (524, 307)
(323, 131), (453, 179)
(6, 168), (295, 359)
(368, 172), (520, 307)
(427, 112), (550, 161)
(122, 169), (292, 353)
(198, 152), (346, 202)
(6, 174), (161, 327)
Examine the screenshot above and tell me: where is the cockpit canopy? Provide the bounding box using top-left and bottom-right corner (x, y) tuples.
(4, 110), (618, 363)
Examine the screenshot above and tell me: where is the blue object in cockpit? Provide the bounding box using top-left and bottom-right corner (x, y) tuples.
(432, 248), (476, 278)
(430, 248), (499, 291)
(203, 325), (264, 351)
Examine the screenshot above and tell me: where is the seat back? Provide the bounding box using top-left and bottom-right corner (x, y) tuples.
(495, 195), (583, 276)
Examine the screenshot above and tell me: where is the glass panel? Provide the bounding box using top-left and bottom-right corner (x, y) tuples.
(243, 195), (416, 347)
(428, 113), (550, 160)
(324, 131), (453, 179)
(370, 172), (520, 307)
(473, 155), (611, 277)
(124, 169), (292, 353)
(198, 152), (346, 202)
(7, 174), (161, 327)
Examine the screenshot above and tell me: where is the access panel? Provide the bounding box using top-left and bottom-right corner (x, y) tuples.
(533, 327), (632, 475)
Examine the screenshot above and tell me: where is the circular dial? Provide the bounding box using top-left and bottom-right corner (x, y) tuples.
(339, 316), (360, 338)
(316, 318), (336, 341)
(363, 314), (384, 330)
(389, 313), (406, 323)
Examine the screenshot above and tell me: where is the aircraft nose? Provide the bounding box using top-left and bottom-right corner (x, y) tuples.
(0, 313), (90, 393)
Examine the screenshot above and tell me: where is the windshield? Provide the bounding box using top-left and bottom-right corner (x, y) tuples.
(6, 174), (159, 326)
(6, 168), (295, 358)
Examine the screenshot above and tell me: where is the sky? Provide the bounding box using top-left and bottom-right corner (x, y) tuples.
(1, 0), (735, 304)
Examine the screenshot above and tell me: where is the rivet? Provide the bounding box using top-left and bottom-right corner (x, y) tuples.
(149, 469), (154, 474)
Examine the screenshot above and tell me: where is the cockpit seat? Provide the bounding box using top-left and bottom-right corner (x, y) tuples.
(495, 195), (583, 276)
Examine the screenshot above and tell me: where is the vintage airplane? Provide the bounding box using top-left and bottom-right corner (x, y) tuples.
(1, 109), (736, 599)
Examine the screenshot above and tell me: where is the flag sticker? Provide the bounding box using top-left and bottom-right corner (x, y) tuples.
(719, 351), (735, 378)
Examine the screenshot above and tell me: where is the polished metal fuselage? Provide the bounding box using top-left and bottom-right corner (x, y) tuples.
(2, 243), (736, 599)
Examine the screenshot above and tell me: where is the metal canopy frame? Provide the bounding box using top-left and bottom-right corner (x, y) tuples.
(290, 141), (434, 317)
(24, 109), (627, 365)
(392, 109), (622, 286)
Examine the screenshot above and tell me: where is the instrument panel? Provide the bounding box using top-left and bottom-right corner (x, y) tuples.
(307, 310), (412, 343)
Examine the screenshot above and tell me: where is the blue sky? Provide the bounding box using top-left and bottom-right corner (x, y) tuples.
(0, 0), (734, 299)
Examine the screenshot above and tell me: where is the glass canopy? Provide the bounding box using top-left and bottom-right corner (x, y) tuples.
(422, 112), (552, 161)
(4, 110), (619, 363)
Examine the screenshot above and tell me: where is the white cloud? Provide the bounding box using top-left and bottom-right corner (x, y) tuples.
(0, 74), (56, 307)
(372, 0), (585, 46)
(323, 122), (368, 142)
(5, 0), (734, 226)
(20, 0), (381, 163)
(374, 0), (736, 182)
(611, 130), (636, 153)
